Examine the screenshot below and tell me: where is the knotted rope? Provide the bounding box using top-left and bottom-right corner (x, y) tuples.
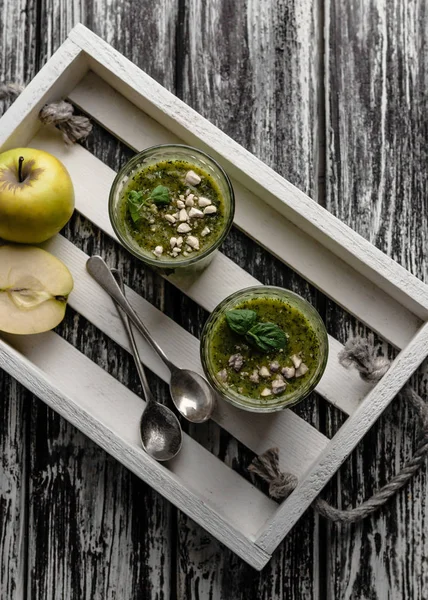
(0, 82), (92, 144)
(249, 336), (428, 523)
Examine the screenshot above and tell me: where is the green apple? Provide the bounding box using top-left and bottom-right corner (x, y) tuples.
(0, 147), (75, 243)
(0, 245), (74, 334)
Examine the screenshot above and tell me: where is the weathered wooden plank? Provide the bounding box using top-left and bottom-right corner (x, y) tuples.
(0, 1), (37, 598)
(176, 0), (322, 597)
(27, 1), (179, 598)
(325, 0), (428, 598)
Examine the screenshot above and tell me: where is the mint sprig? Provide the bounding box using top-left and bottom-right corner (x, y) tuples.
(127, 185), (171, 223)
(225, 308), (287, 353)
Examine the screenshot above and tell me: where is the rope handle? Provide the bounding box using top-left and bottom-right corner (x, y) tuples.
(249, 336), (428, 523)
(0, 82), (92, 144)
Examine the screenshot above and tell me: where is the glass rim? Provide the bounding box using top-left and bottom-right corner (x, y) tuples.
(108, 143), (235, 268)
(200, 285), (329, 413)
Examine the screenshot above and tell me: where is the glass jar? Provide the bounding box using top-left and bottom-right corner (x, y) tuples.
(200, 286), (329, 413)
(109, 144), (235, 275)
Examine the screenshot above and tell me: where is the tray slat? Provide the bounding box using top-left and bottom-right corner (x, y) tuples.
(38, 233), (329, 476)
(66, 71), (422, 350)
(32, 127), (374, 416)
(0, 332), (273, 568)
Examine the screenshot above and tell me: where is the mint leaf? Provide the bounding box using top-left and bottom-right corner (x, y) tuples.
(127, 190), (146, 223)
(245, 322), (287, 352)
(225, 309), (258, 335)
(150, 185), (170, 205)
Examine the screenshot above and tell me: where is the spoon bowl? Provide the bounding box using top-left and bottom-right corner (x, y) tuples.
(170, 368), (216, 423)
(139, 401), (182, 461)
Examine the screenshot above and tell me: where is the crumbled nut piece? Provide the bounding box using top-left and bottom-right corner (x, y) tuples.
(177, 223), (192, 233)
(272, 378), (287, 395)
(259, 366), (270, 378)
(188, 207), (204, 218)
(176, 236), (183, 247)
(179, 194), (185, 201)
(217, 368), (228, 382)
(183, 251), (189, 256)
(261, 388), (272, 397)
(172, 247), (181, 255)
(281, 366), (296, 379)
(249, 369), (260, 383)
(291, 354), (302, 369)
(228, 353), (244, 372)
(185, 246), (193, 252)
(165, 214), (176, 224)
(204, 205), (217, 215)
(170, 237), (177, 248)
(185, 188), (191, 196)
(179, 208), (189, 222)
(172, 212), (179, 219)
(185, 170), (202, 186)
(201, 226), (210, 237)
(185, 197), (195, 207)
(198, 196), (212, 207)
(177, 200), (185, 209)
(269, 361), (280, 372)
(295, 363), (309, 378)
(152, 245), (163, 257)
(150, 226), (156, 232)
(148, 218), (155, 224)
(186, 235), (200, 250)
(240, 372), (248, 378)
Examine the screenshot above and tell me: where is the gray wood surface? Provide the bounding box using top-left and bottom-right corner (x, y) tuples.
(1, 0), (427, 598)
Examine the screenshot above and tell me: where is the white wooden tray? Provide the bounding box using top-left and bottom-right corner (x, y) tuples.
(1, 24), (428, 570)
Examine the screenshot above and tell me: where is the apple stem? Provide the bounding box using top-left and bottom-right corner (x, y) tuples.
(18, 156), (24, 183)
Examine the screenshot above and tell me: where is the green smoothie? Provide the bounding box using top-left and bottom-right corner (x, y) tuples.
(208, 296), (320, 401)
(119, 160), (226, 260)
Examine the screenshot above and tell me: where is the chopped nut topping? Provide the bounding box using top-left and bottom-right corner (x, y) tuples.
(165, 214), (176, 224)
(228, 353), (244, 372)
(249, 369), (260, 383)
(269, 361), (280, 372)
(177, 223), (192, 233)
(183, 251), (189, 256)
(152, 245), (163, 257)
(170, 237), (177, 248)
(291, 354), (302, 369)
(179, 194), (185, 201)
(185, 170), (202, 186)
(188, 207), (204, 218)
(201, 226), (211, 237)
(179, 208), (189, 222)
(186, 235), (200, 250)
(217, 368), (228, 382)
(295, 363), (309, 378)
(204, 205), (217, 215)
(176, 236), (183, 247)
(259, 366), (270, 378)
(261, 388), (272, 397)
(185, 197), (195, 207)
(281, 366), (296, 379)
(272, 378), (287, 395)
(177, 200), (185, 209)
(198, 196), (212, 207)
(150, 226), (156, 232)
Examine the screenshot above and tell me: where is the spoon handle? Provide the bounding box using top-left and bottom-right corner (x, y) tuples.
(87, 256), (174, 372)
(111, 269), (153, 405)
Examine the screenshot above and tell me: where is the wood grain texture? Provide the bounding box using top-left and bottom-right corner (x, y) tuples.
(325, 0), (428, 598)
(176, 0), (322, 597)
(25, 1), (179, 598)
(0, 1), (37, 598)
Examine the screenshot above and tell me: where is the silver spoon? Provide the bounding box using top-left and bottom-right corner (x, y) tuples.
(87, 256), (216, 423)
(112, 269), (182, 461)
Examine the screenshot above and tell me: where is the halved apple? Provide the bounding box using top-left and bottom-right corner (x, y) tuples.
(0, 245), (74, 334)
